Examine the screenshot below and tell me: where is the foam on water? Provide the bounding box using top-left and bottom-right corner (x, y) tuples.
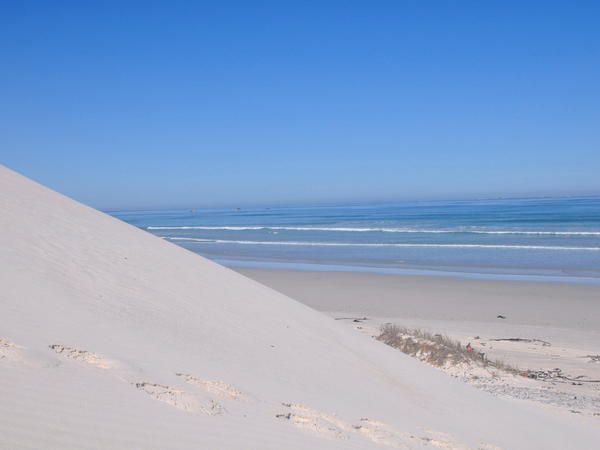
(166, 237), (600, 251)
(148, 225), (600, 236)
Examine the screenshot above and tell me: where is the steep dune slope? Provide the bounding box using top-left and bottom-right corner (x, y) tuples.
(1, 165), (598, 449)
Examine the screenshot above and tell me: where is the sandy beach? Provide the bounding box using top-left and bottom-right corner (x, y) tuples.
(239, 268), (600, 416)
(2, 166), (600, 449)
(4, 1), (600, 448)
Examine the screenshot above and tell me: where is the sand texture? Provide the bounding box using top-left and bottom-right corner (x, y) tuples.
(1, 165), (599, 449)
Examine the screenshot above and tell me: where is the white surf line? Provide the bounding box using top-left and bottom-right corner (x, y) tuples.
(165, 237), (600, 251)
(148, 226), (600, 235)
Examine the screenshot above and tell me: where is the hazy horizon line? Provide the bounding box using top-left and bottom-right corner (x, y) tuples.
(102, 191), (600, 214)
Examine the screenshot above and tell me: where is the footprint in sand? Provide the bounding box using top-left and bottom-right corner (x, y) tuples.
(48, 344), (112, 369)
(47, 345), (227, 416)
(419, 431), (471, 449)
(275, 403), (353, 440)
(134, 381), (225, 415)
(175, 372), (247, 401)
(275, 406), (416, 447)
(0, 338), (22, 362)
(352, 418), (415, 448)
(422, 431), (502, 450)
(275, 407), (496, 450)
(357, 420), (500, 450)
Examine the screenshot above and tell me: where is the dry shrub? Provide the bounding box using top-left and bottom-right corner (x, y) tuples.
(377, 324), (519, 374)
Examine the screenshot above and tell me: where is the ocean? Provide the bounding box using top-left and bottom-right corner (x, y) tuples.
(110, 197), (600, 284)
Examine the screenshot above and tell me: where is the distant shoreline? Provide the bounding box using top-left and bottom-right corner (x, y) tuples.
(236, 267), (600, 332)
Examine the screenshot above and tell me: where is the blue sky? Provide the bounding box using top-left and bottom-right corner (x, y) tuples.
(1, 1), (599, 209)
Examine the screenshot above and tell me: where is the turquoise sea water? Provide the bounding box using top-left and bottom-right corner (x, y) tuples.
(110, 197), (600, 283)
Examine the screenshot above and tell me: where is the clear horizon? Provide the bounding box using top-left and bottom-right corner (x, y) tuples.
(101, 192), (600, 214)
(2, 2), (599, 210)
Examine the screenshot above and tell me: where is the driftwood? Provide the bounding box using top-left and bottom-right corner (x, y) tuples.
(527, 368), (600, 383)
(334, 317), (369, 323)
(490, 338), (551, 347)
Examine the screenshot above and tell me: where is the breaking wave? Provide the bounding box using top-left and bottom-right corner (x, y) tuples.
(147, 226), (600, 236)
(165, 237), (600, 251)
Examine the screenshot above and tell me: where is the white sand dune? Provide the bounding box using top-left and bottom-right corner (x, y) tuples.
(0, 165), (598, 449)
